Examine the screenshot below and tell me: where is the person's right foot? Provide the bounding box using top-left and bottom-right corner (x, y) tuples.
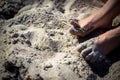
(76, 26), (120, 63)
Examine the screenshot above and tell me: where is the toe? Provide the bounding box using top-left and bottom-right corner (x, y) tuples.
(76, 43), (87, 52)
(69, 19), (87, 37)
(69, 19), (82, 30)
(81, 47), (92, 57)
(76, 38), (96, 52)
(69, 27), (78, 35)
(69, 19), (79, 27)
(69, 27), (85, 36)
(85, 52), (94, 62)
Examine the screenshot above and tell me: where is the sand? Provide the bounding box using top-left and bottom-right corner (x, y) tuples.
(0, 0), (120, 80)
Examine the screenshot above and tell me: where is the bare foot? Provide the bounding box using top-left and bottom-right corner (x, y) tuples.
(69, 13), (112, 37)
(69, 0), (120, 37)
(76, 26), (120, 63)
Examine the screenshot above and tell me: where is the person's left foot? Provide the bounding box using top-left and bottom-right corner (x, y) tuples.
(76, 37), (107, 63)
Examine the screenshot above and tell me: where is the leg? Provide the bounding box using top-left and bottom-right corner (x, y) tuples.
(69, 0), (120, 37)
(101, 0), (108, 3)
(76, 26), (120, 63)
(97, 26), (120, 55)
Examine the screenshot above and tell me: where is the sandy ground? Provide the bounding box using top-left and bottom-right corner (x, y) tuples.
(0, 0), (120, 80)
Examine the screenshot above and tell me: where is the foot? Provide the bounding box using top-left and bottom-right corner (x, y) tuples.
(69, 12), (112, 37)
(76, 37), (107, 63)
(76, 26), (120, 63)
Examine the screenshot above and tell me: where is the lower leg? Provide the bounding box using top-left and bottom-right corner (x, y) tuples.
(79, 0), (120, 29)
(97, 26), (120, 55)
(92, 0), (120, 28)
(69, 0), (120, 36)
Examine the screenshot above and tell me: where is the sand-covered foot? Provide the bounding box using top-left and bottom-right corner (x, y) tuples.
(76, 37), (106, 63)
(76, 25), (120, 63)
(76, 37), (107, 63)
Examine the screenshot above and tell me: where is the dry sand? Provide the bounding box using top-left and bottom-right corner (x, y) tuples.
(0, 0), (120, 80)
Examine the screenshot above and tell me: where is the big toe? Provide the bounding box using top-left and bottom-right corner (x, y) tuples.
(69, 19), (79, 27)
(81, 47), (92, 57)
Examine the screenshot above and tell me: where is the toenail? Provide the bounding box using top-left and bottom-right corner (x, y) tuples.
(69, 28), (76, 34)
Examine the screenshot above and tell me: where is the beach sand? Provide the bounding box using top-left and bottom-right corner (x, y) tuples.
(0, 0), (120, 80)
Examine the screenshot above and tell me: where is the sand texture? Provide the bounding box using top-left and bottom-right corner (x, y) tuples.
(0, 0), (120, 80)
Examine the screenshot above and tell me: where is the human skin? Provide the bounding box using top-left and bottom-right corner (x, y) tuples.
(69, 0), (120, 37)
(70, 0), (120, 62)
(76, 25), (120, 63)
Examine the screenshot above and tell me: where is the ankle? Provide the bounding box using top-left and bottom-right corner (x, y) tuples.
(97, 35), (109, 55)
